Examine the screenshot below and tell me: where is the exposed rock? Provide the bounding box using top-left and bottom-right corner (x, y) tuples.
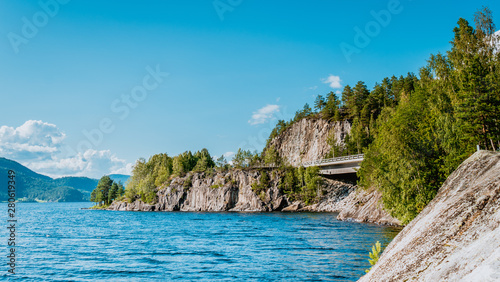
(268, 118), (351, 166)
(335, 188), (402, 226)
(108, 170), (289, 212)
(109, 200), (156, 211)
(107, 117), (400, 226)
(359, 150), (500, 281)
(282, 201), (303, 212)
(107, 169), (400, 226)
(311, 179), (356, 212)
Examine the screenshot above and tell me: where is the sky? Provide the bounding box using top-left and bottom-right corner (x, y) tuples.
(1, 0), (500, 179)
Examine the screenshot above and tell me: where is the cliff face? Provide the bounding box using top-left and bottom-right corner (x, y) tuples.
(109, 170), (289, 212)
(268, 118), (351, 166)
(108, 170), (361, 214)
(360, 150), (500, 281)
(109, 117), (399, 226)
(107, 167), (400, 226)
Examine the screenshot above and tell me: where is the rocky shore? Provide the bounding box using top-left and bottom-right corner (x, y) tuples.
(108, 118), (400, 226)
(359, 150), (500, 281)
(107, 168), (400, 226)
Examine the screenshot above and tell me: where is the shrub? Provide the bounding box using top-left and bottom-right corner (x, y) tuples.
(365, 241), (382, 273)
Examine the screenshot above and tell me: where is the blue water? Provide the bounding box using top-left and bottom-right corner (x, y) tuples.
(0, 203), (400, 281)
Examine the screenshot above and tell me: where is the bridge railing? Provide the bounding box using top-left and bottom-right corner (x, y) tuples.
(302, 154), (364, 167)
(252, 164), (278, 169)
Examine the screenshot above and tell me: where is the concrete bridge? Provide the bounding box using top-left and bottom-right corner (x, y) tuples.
(302, 154), (364, 175)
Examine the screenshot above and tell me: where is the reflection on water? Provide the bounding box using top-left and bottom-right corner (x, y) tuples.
(0, 203), (400, 281)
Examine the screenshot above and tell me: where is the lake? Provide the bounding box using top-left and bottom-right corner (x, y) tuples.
(0, 203), (400, 281)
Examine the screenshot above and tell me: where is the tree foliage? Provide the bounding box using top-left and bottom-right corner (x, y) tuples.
(360, 8), (500, 224)
(279, 166), (322, 205)
(124, 149), (216, 203)
(90, 176), (123, 206)
(232, 148), (260, 168)
(365, 241), (382, 273)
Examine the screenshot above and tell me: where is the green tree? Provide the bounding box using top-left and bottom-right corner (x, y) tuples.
(216, 155), (228, 171)
(108, 182), (119, 203)
(365, 241), (382, 273)
(117, 182), (125, 196)
(263, 145), (280, 165)
(172, 156), (185, 176)
(314, 95), (326, 112)
(95, 175), (113, 205)
(232, 148), (254, 168)
(341, 85), (355, 117)
(90, 189), (97, 203)
(322, 92), (341, 120)
(283, 168), (297, 195)
(446, 8), (500, 151)
(294, 103), (313, 121)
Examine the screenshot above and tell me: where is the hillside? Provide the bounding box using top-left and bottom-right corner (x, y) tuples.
(0, 157), (129, 202)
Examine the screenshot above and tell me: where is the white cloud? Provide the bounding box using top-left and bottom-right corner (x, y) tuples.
(0, 120), (132, 179)
(26, 149), (132, 179)
(223, 151), (235, 158)
(322, 75), (342, 89)
(223, 151), (235, 165)
(0, 120), (65, 161)
(335, 90), (341, 95)
(248, 104), (280, 125)
(111, 163), (134, 176)
(308, 86), (318, 90)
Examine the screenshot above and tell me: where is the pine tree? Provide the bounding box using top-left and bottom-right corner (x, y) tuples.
(314, 95), (326, 112)
(108, 182), (119, 203)
(95, 175), (113, 205)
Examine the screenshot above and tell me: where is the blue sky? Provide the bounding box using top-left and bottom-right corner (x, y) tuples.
(1, 0), (499, 178)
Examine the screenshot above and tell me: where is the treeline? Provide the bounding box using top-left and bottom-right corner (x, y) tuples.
(251, 167), (322, 205)
(90, 176), (125, 206)
(266, 75), (416, 155)
(124, 149), (218, 203)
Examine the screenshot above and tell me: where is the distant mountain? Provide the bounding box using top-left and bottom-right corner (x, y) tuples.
(52, 176), (99, 201)
(0, 157), (130, 202)
(53, 177), (98, 193)
(108, 174), (130, 185)
(0, 157), (52, 181)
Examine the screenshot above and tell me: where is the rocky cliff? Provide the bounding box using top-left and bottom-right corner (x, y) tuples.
(267, 118), (351, 166)
(108, 167), (400, 227)
(108, 169), (357, 213)
(109, 170), (284, 212)
(359, 150), (500, 281)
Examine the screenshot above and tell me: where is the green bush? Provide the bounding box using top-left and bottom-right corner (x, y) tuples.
(365, 241), (382, 273)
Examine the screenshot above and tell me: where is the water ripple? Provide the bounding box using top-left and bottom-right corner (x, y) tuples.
(0, 203), (400, 281)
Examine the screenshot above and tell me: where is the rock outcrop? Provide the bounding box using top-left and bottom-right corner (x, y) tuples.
(359, 150), (500, 281)
(107, 169), (400, 226)
(335, 188), (402, 226)
(108, 117), (400, 226)
(267, 118), (351, 166)
(109, 170), (288, 212)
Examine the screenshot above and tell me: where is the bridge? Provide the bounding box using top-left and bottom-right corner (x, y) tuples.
(302, 154), (364, 175)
